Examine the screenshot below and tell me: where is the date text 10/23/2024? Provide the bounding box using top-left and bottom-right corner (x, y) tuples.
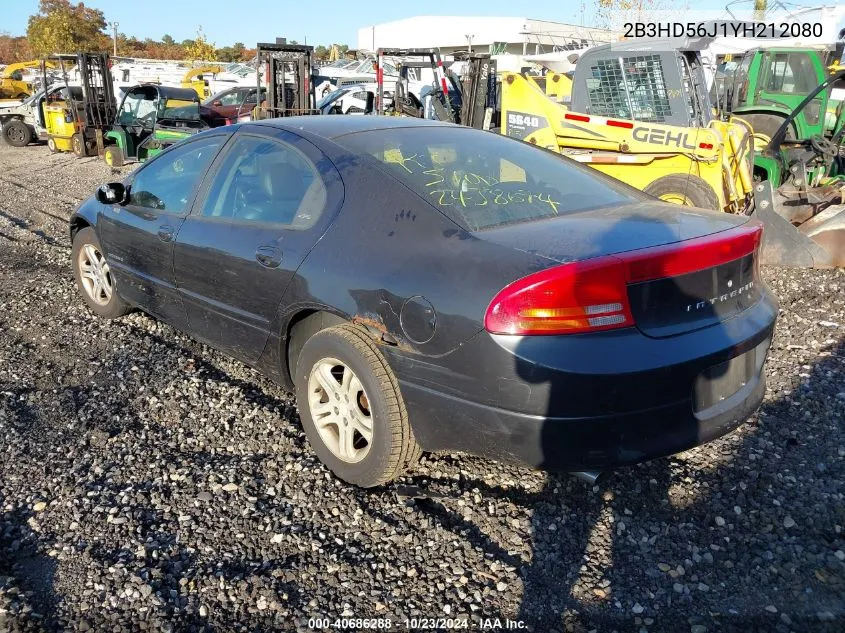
(306, 617), (528, 630)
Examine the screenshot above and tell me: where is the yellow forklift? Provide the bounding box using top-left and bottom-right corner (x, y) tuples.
(41, 53), (116, 157)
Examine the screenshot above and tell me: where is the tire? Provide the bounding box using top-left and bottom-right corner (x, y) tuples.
(47, 137), (58, 153)
(739, 112), (796, 143)
(71, 227), (129, 319)
(294, 324), (421, 487)
(71, 133), (87, 157)
(104, 145), (124, 167)
(643, 174), (721, 210)
(3, 119), (32, 147)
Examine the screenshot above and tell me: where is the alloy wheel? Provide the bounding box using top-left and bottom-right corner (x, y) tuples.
(77, 243), (113, 305)
(307, 358), (373, 463)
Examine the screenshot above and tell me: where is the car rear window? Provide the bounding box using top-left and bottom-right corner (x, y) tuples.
(335, 126), (643, 230)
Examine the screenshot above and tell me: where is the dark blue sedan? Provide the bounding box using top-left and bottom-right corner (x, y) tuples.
(69, 117), (778, 487)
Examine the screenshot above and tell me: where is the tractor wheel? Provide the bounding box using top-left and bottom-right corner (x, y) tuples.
(643, 174), (721, 210)
(71, 133), (87, 157)
(3, 119), (32, 147)
(47, 137), (58, 153)
(104, 145), (124, 168)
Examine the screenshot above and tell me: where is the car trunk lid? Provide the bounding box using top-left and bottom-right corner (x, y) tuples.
(481, 202), (763, 338)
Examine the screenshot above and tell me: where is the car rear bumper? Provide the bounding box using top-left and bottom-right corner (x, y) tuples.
(391, 290), (776, 472)
(399, 355), (766, 472)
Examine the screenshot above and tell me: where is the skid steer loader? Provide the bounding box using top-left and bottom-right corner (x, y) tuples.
(500, 39), (845, 266)
(501, 42), (756, 214)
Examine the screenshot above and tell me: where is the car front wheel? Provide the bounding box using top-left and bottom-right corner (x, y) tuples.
(71, 227), (129, 319)
(294, 324), (421, 487)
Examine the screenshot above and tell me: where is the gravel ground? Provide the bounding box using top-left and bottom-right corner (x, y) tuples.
(0, 140), (843, 633)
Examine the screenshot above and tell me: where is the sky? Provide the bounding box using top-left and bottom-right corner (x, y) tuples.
(1, 0), (806, 47)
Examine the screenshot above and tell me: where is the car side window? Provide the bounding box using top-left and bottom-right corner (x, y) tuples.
(218, 91), (242, 106)
(128, 136), (224, 214)
(200, 135), (327, 229)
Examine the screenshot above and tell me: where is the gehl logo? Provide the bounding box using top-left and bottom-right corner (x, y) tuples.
(633, 126), (698, 150)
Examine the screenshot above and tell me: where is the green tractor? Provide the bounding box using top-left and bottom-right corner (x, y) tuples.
(712, 44), (844, 143)
(749, 69), (845, 268)
(102, 84), (210, 167)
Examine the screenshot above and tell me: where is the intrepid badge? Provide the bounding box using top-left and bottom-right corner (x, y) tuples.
(686, 281), (754, 312)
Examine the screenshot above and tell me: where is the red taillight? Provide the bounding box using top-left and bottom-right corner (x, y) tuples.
(484, 224), (763, 336)
(625, 224), (762, 283)
(485, 256), (633, 335)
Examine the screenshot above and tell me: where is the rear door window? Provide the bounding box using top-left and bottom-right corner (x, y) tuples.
(335, 126), (643, 231)
(199, 134), (327, 229)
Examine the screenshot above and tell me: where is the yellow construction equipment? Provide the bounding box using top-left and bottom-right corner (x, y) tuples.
(500, 44), (756, 213)
(543, 72), (571, 100)
(524, 72), (572, 100)
(41, 53), (117, 157)
(181, 65), (224, 99)
(1, 60), (56, 100)
(42, 99), (78, 153)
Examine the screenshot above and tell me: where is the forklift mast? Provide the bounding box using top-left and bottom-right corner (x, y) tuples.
(42, 53), (116, 130)
(375, 48), (454, 121)
(41, 52), (117, 155)
(256, 42), (317, 117)
(453, 52), (498, 130)
(77, 54), (117, 132)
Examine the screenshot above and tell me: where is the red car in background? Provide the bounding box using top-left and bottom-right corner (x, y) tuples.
(203, 86), (266, 122)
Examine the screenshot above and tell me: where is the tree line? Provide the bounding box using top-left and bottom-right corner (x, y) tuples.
(0, 0), (350, 64)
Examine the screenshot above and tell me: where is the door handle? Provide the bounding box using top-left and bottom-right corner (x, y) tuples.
(255, 245), (282, 268)
(157, 224), (174, 242)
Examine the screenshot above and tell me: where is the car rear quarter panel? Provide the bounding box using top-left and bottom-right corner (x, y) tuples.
(275, 146), (551, 363)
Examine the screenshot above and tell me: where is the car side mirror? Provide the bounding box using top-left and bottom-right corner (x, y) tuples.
(96, 182), (127, 205)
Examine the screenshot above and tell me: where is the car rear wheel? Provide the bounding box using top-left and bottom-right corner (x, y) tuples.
(71, 227), (129, 319)
(294, 324), (421, 487)
(644, 174), (721, 210)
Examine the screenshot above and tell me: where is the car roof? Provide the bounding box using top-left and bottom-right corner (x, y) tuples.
(246, 115), (453, 140)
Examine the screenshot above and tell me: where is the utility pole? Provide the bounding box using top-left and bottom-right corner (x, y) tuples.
(465, 34), (474, 53)
(111, 21), (119, 57)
